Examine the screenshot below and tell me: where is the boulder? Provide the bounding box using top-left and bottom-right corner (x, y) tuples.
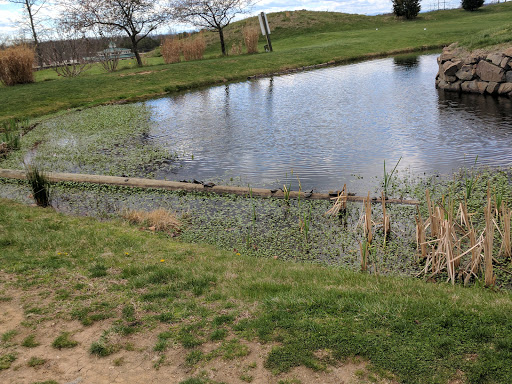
(487, 53), (504, 66)
(500, 57), (511, 70)
(443, 61), (459, 76)
(498, 83), (512, 95)
(504, 47), (512, 57)
(476, 61), (506, 82)
(486, 82), (500, 95)
(477, 81), (488, 94)
(455, 65), (475, 81)
(506, 71), (512, 83)
(440, 73), (457, 83)
(461, 80), (480, 93)
(440, 52), (455, 63)
(437, 79), (461, 92)
(466, 52), (485, 64)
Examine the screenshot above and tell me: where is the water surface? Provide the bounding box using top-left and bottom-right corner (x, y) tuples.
(146, 54), (512, 192)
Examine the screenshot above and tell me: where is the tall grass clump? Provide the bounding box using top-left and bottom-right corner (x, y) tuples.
(161, 37), (182, 64)
(0, 45), (34, 86)
(25, 164), (51, 208)
(0, 118), (25, 155)
(243, 26), (260, 54)
(182, 35), (206, 61)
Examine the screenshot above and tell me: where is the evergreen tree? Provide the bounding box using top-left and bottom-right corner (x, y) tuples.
(392, 0), (421, 19)
(462, 0), (484, 11)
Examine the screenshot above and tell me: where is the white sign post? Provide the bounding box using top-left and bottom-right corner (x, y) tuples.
(258, 12), (273, 52)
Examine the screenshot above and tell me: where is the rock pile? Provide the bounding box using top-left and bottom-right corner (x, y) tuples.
(436, 44), (512, 96)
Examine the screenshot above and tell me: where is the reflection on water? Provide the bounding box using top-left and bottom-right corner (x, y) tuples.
(145, 54), (512, 193)
(393, 55), (420, 69)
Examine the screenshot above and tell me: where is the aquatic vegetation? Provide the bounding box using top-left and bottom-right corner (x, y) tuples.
(0, 118), (26, 155)
(0, 105), (179, 179)
(382, 157), (401, 198)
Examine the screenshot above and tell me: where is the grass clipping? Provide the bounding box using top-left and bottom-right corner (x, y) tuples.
(122, 208), (181, 235)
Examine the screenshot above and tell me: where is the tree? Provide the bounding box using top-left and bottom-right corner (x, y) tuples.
(60, 0), (172, 66)
(173, 0), (254, 56)
(392, 0), (421, 19)
(8, 0), (47, 67)
(461, 0), (484, 11)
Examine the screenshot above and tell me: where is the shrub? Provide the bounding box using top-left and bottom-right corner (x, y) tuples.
(0, 45), (34, 86)
(462, 0), (484, 11)
(392, 0), (421, 19)
(99, 50), (120, 73)
(182, 35), (206, 61)
(161, 37), (182, 64)
(243, 26), (260, 54)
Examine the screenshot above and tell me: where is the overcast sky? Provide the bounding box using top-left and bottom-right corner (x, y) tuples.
(0, 0), (466, 40)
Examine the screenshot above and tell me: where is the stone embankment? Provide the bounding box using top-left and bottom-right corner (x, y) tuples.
(436, 44), (512, 96)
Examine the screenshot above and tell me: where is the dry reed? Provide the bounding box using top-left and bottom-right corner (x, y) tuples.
(325, 184), (347, 216)
(381, 191), (390, 238)
(364, 192), (373, 244)
(501, 201), (511, 257)
(230, 42), (242, 56)
(360, 240), (368, 272)
(122, 208), (181, 234)
(484, 193), (496, 286)
(182, 35), (206, 61)
(415, 206), (427, 259)
(243, 26), (260, 54)
(416, 189), (500, 286)
(161, 37), (182, 64)
(0, 45), (34, 86)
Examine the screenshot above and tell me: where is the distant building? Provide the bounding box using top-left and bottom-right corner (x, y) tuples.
(98, 42), (135, 59)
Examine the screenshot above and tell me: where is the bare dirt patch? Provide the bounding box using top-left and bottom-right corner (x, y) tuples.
(0, 283), (392, 384)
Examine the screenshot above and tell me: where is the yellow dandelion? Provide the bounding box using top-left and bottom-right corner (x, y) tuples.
(160, 259), (165, 262)
(125, 252), (130, 256)
(236, 252), (241, 256)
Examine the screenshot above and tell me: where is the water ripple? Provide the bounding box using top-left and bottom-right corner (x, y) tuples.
(146, 54), (512, 192)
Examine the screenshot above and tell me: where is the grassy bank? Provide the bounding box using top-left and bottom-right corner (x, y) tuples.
(1, 3), (512, 120)
(1, 199), (512, 383)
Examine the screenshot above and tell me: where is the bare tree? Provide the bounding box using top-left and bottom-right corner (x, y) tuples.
(59, 0), (172, 66)
(173, 0), (254, 56)
(7, 0), (47, 67)
(43, 31), (94, 77)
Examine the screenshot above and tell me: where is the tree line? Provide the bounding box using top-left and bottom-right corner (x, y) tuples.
(7, 0), (255, 67)
(392, 0), (486, 20)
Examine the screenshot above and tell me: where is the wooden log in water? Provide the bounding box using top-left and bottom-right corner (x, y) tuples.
(0, 168), (420, 205)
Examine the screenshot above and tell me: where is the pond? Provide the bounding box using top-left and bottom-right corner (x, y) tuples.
(4, 54), (512, 194)
(146, 53), (512, 192)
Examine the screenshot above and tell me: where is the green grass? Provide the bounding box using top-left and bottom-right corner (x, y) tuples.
(2, 199), (512, 382)
(27, 356), (46, 367)
(51, 332), (78, 349)
(2, 3), (512, 120)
